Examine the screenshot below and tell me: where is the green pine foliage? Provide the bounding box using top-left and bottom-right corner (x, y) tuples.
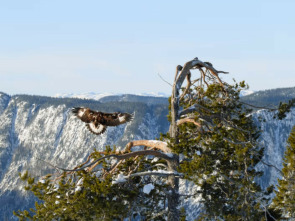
(13, 63), (284, 220)
(276, 99), (295, 120)
(272, 125), (295, 219)
(14, 148), (167, 220)
(165, 81), (267, 220)
(14, 79), (272, 220)
(14, 171), (130, 220)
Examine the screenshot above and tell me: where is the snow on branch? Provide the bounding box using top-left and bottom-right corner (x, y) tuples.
(111, 170), (183, 185)
(178, 103), (213, 117)
(129, 170), (183, 177)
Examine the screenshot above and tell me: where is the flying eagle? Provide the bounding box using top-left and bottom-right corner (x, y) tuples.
(72, 107), (133, 135)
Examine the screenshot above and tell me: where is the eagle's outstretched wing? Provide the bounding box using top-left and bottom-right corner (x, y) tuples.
(72, 107), (133, 135)
(72, 107), (94, 123)
(99, 112), (134, 126)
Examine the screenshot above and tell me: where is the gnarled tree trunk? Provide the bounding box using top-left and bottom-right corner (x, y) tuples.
(167, 57), (226, 220)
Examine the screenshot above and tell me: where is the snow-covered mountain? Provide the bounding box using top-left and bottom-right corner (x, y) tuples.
(54, 92), (119, 100)
(0, 92), (170, 220)
(54, 92), (169, 101)
(254, 108), (295, 188)
(239, 89), (255, 96)
(0, 89), (294, 220)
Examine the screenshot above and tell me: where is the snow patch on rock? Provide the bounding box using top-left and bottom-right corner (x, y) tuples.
(143, 183), (154, 194)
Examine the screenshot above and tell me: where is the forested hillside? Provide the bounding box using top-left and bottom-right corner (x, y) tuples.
(241, 86), (295, 108)
(0, 85), (295, 220)
(0, 92), (169, 220)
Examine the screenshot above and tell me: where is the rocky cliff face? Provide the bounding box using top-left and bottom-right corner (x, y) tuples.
(0, 92), (294, 220)
(254, 108), (295, 189)
(0, 93), (169, 220)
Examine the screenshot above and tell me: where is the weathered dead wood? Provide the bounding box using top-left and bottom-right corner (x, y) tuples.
(177, 118), (201, 127)
(167, 57), (228, 221)
(174, 65), (183, 82)
(199, 68), (209, 87)
(179, 72), (191, 101)
(108, 159), (123, 175)
(179, 103), (214, 117)
(128, 171), (183, 178)
(45, 150), (174, 172)
(125, 140), (171, 153)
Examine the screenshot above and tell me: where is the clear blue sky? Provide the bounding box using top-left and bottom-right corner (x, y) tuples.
(0, 0), (294, 96)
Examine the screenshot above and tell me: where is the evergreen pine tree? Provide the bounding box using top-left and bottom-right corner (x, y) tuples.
(14, 57), (272, 220)
(272, 125), (295, 219)
(165, 78), (266, 220)
(14, 147), (168, 220)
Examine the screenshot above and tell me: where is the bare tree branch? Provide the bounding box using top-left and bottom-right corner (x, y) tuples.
(41, 150), (174, 172)
(179, 103), (213, 116)
(174, 65), (183, 82)
(199, 68), (209, 87)
(107, 159), (123, 175)
(177, 118), (201, 127)
(158, 73), (173, 87)
(125, 140), (171, 153)
(128, 171), (183, 178)
(179, 72), (191, 101)
(260, 159), (283, 176)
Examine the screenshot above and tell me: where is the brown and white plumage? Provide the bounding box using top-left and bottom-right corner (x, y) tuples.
(72, 107), (133, 135)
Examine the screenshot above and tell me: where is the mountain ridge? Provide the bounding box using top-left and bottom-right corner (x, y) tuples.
(241, 86), (295, 107)
(0, 86), (295, 220)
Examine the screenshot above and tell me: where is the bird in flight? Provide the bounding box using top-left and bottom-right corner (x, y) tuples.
(72, 107), (133, 135)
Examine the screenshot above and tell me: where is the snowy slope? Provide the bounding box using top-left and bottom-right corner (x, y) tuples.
(254, 108), (295, 188)
(239, 90), (255, 96)
(0, 91), (294, 220)
(0, 93), (169, 220)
